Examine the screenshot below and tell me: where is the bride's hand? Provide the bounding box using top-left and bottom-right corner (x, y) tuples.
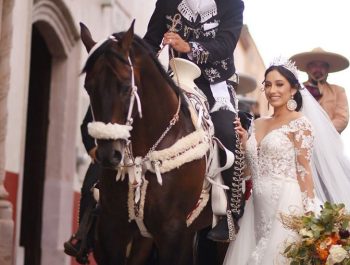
(234, 117), (248, 149)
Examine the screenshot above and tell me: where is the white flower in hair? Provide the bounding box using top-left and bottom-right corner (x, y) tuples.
(269, 56), (299, 79)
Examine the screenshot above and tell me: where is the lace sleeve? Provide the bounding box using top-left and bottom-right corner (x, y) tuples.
(292, 118), (316, 212)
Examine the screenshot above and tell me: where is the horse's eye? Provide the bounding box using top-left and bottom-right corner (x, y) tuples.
(120, 84), (131, 93)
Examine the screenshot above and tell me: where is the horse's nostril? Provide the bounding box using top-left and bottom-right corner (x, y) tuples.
(113, 150), (122, 161)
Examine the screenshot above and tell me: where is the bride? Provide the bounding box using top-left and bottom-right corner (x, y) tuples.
(223, 58), (349, 264)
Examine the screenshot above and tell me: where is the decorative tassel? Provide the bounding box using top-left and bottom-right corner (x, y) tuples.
(153, 161), (163, 185)
(116, 169), (122, 181)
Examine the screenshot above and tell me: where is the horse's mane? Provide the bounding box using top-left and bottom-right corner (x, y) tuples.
(124, 34), (184, 98)
(82, 32), (189, 116)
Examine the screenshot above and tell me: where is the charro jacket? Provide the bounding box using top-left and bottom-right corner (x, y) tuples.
(144, 0), (244, 84)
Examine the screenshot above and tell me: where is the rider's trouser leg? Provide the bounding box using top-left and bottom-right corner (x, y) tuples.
(207, 109), (245, 242)
(79, 163), (100, 221)
(193, 80), (247, 242)
(64, 163), (100, 259)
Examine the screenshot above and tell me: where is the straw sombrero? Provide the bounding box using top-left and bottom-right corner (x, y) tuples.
(290, 47), (349, 73)
(229, 73), (257, 95)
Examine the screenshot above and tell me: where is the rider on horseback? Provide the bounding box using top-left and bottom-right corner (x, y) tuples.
(144, 0), (250, 242)
(64, 2), (250, 261)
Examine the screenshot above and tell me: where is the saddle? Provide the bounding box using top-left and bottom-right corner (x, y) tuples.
(169, 58), (236, 225)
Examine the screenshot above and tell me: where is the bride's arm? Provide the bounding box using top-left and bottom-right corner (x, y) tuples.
(292, 120), (316, 212)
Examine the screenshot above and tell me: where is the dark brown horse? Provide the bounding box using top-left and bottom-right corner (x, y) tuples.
(79, 22), (223, 265)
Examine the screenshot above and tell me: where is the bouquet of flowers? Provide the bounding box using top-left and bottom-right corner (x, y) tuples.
(281, 202), (350, 265)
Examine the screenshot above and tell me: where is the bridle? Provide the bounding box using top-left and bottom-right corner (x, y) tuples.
(87, 36), (142, 140)
(86, 35), (181, 172)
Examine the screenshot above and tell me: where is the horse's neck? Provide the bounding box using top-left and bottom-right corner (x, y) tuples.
(140, 60), (179, 121)
(131, 62), (193, 155)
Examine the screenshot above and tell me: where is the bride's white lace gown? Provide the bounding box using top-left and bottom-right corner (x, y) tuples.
(223, 116), (315, 265)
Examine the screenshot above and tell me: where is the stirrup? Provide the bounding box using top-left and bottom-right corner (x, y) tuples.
(206, 217), (230, 243)
(76, 254), (90, 265)
(64, 234), (90, 264)
(64, 234), (81, 257)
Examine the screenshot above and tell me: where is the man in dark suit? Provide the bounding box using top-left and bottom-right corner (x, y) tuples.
(64, 108), (101, 264)
(144, 0), (247, 242)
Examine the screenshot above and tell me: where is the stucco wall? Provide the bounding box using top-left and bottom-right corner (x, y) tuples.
(5, 1), (158, 265)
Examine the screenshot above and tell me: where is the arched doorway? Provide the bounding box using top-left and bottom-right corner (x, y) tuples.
(20, 24), (52, 265)
(17, 1), (80, 264)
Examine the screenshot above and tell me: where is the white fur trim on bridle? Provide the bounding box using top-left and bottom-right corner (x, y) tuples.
(88, 121), (132, 140)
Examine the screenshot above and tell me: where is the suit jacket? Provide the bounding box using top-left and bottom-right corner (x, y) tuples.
(305, 81), (349, 133)
(144, 0), (244, 84)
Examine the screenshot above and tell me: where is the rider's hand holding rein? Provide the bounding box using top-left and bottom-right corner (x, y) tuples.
(163, 32), (191, 53)
(234, 117), (248, 150)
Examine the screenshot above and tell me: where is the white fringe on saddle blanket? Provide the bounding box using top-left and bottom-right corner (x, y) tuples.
(145, 129), (210, 181)
(128, 177), (210, 238)
(127, 128), (211, 237)
(127, 83), (234, 237)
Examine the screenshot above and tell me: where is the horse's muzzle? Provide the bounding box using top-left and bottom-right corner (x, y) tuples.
(96, 140), (124, 168)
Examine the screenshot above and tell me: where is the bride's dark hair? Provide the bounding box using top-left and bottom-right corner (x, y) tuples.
(264, 65), (303, 111)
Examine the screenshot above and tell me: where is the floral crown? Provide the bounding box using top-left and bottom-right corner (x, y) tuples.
(269, 57), (299, 80)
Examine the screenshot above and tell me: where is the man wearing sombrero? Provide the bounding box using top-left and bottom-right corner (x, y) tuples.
(291, 47), (349, 133)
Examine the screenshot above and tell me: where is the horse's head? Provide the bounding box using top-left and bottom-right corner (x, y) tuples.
(80, 22), (140, 168)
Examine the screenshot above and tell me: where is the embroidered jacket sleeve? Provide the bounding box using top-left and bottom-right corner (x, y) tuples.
(143, 0), (168, 53)
(189, 0), (244, 64)
(291, 118), (316, 212)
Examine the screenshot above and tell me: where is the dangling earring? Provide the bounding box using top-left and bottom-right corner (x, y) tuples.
(287, 94), (297, 111)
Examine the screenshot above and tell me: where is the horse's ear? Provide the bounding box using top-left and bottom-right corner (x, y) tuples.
(120, 19), (135, 55)
(80, 22), (96, 53)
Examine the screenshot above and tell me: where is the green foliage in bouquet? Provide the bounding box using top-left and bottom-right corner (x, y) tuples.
(281, 202), (350, 265)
